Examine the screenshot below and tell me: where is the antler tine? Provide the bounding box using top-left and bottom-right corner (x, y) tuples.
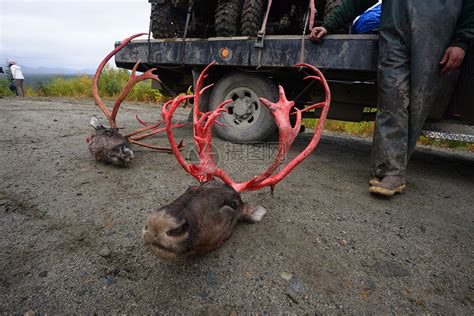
(290, 76), (326, 115)
(162, 95), (195, 174)
(193, 98), (232, 182)
(129, 123), (188, 142)
(111, 61), (161, 126)
(193, 61), (217, 127)
(248, 63), (331, 191)
(92, 33), (147, 128)
(163, 61), (234, 183)
(125, 121), (162, 138)
(191, 63), (237, 183)
(124, 112), (189, 152)
(135, 114), (162, 128)
(295, 63), (331, 115)
(128, 139), (184, 152)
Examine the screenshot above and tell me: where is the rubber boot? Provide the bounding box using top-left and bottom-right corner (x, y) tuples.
(369, 175), (406, 197)
(369, 177), (381, 186)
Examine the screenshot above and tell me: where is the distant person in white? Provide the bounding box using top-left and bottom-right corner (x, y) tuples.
(8, 59), (25, 97)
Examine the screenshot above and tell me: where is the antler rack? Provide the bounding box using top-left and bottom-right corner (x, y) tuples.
(163, 61), (331, 193)
(92, 33), (185, 152)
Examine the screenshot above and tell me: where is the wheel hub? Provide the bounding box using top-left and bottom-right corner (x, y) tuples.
(222, 87), (262, 129)
(233, 97), (253, 117)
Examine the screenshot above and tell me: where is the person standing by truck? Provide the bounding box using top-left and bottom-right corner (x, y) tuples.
(8, 59), (25, 97)
(310, 0), (474, 197)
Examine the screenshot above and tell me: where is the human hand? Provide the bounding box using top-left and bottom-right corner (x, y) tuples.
(440, 46), (465, 75)
(309, 27), (328, 41)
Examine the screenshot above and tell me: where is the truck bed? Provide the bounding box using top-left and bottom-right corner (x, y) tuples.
(115, 34), (379, 72)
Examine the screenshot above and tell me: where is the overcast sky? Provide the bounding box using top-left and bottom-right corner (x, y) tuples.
(0, 0), (150, 70)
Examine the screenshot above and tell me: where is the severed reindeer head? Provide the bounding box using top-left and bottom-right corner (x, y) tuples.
(87, 117), (134, 167)
(143, 61), (331, 260)
(88, 33), (185, 166)
(143, 180), (266, 260)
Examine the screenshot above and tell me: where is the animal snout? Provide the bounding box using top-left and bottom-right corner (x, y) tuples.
(143, 211), (163, 245)
(108, 143), (134, 166)
(118, 144), (134, 161)
(144, 211), (189, 240)
(143, 210), (190, 260)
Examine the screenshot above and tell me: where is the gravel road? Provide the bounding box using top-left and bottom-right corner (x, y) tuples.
(0, 97), (473, 314)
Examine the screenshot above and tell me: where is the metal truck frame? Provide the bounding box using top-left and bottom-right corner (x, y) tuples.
(114, 34), (474, 143)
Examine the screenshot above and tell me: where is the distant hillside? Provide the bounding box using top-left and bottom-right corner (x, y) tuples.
(0, 72), (92, 89)
(22, 65), (96, 75)
(0, 65), (95, 88)
(24, 74), (93, 89)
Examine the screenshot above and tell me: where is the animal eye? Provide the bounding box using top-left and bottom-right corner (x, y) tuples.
(166, 222), (189, 237)
(224, 200), (238, 209)
(105, 130), (114, 137)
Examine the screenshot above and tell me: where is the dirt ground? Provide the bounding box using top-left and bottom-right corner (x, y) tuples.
(0, 97), (473, 314)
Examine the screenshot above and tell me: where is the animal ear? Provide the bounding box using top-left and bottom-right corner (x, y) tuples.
(240, 203), (267, 223)
(90, 116), (103, 130)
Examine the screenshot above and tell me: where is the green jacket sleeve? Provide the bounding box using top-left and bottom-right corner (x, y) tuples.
(451, 0), (474, 51)
(322, 0), (378, 32)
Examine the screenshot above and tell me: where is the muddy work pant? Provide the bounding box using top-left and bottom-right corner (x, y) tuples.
(370, 0), (463, 178)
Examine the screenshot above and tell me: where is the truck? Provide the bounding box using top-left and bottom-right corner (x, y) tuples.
(114, 0), (474, 143)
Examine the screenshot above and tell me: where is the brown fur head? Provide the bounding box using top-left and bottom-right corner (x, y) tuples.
(143, 180), (266, 260)
(87, 117), (134, 167)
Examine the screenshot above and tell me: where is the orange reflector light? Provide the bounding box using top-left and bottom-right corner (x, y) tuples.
(220, 48), (231, 59)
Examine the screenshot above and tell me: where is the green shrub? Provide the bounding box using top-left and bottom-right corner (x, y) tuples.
(303, 118), (374, 138)
(36, 75), (92, 98)
(0, 79), (16, 96)
(23, 64), (164, 102)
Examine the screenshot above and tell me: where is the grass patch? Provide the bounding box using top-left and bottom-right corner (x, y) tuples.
(6, 64), (165, 103)
(304, 118), (474, 152)
(417, 136), (474, 151)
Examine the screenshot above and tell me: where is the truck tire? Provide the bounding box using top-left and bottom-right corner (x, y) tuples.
(215, 0), (244, 37)
(241, 0), (266, 36)
(209, 72), (278, 143)
(151, 1), (183, 38)
(171, 0), (188, 10)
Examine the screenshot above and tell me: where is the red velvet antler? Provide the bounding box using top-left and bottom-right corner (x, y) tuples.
(93, 33), (148, 129)
(126, 116), (187, 152)
(92, 33), (185, 152)
(163, 62), (331, 193)
(309, 0), (316, 31)
(162, 63), (231, 181)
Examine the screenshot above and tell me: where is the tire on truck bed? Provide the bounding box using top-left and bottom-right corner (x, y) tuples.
(215, 0), (244, 37)
(209, 71), (278, 143)
(240, 0), (266, 36)
(151, 0), (183, 38)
